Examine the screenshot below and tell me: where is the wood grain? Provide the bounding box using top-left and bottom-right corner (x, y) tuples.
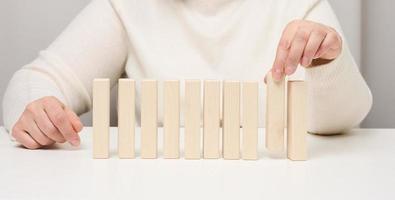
(93, 79), (110, 159)
(184, 80), (201, 159)
(203, 80), (221, 159)
(163, 80), (180, 159)
(287, 81), (307, 161)
(242, 81), (258, 160)
(222, 81), (240, 159)
(141, 80), (158, 159)
(118, 79), (135, 159)
(265, 73), (285, 153)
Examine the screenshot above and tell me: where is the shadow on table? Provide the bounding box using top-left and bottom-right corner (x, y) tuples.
(13, 143), (82, 151)
(308, 132), (358, 159)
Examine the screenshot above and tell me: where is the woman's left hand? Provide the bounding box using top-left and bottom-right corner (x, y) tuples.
(270, 20), (343, 81)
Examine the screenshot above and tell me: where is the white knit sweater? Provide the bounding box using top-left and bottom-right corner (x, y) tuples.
(2, 0), (372, 134)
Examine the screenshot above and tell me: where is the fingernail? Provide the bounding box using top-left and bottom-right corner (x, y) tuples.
(77, 125), (83, 132)
(69, 138), (80, 146)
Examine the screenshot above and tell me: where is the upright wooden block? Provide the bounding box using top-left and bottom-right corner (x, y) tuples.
(242, 81), (258, 160)
(93, 79), (110, 159)
(118, 79), (135, 159)
(287, 81), (307, 161)
(163, 80), (180, 159)
(141, 80), (158, 159)
(203, 80), (221, 159)
(222, 81), (241, 159)
(265, 73), (285, 153)
(184, 80), (201, 159)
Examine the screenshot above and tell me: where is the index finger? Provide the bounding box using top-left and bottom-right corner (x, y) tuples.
(272, 21), (299, 81)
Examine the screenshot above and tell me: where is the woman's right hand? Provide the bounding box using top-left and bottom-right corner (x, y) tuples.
(11, 96), (83, 149)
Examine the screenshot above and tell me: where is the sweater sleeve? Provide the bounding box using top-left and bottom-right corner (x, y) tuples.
(303, 0), (373, 134)
(2, 0), (128, 133)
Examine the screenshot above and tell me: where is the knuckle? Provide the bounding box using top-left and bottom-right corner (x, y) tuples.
(295, 29), (309, 42)
(312, 29), (326, 38)
(42, 96), (57, 105)
(46, 96), (57, 101)
(53, 113), (66, 125)
(25, 103), (36, 113)
(19, 114), (29, 125)
(328, 33), (338, 41)
(328, 32), (339, 41)
(41, 97), (50, 104)
(279, 39), (290, 50)
(288, 19), (302, 27)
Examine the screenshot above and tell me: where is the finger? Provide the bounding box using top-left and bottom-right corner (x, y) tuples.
(36, 110), (66, 143)
(20, 113), (55, 146)
(301, 30), (327, 67)
(65, 108), (83, 133)
(263, 69), (273, 84)
(284, 28), (310, 75)
(272, 46), (287, 81)
(12, 125), (41, 150)
(272, 21), (299, 80)
(25, 102), (66, 143)
(315, 31), (341, 60)
(44, 101), (80, 146)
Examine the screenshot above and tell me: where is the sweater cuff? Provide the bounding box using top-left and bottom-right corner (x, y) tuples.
(305, 48), (357, 92)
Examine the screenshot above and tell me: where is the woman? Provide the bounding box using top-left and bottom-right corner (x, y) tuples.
(2, 0), (372, 149)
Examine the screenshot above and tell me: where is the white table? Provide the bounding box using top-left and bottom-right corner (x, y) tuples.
(1, 127), (394, 200)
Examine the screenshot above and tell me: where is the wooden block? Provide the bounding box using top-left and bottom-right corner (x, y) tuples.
(118, 79), (135, 159)
(141, 80), (158, 159)
(265, 73), (285, 153)
(242, 81), (258, 160)
(163, 80), (180, 159)
(287, 81), (307, 161)
(184, 80), (201, 159)
(222, 81), (241, 159)
(203, 80), (221, 159)
(92, 79), (110, 159)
